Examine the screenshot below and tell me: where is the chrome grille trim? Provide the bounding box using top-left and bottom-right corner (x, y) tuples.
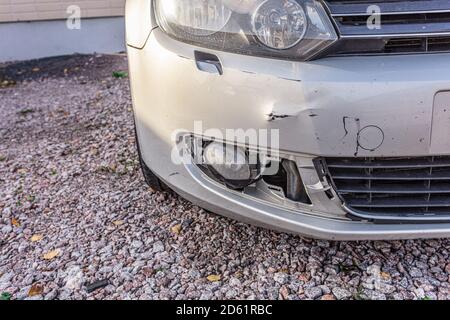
(339, 32), (450, 39)
(322, 0), (450, 55)
(319, 157), (450, 223)
(331, 10), (450, 17)
(323, 0), (450, 16)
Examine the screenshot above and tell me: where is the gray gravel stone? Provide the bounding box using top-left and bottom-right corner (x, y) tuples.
(1, 225), (12, 234)
(65, 266), (84, 290)
(0, 272), (14, 291)
(45, 289), (58, 300)
(414, 288), (426, 299)
(409, 268), (424, 278)
(153, 241), (165, 253)
(273, 273), (288, 285)
(305, 286), (323, 299)
(365, 290), (387, 300)
(332, 287), (352, 300)
(225, 289), (238, 299)
(132, 240), (143, 249)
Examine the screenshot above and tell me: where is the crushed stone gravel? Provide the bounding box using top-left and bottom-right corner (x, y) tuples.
(0, 54), (449, 300)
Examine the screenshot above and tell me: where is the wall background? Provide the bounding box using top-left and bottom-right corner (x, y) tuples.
(0, 0), (125, 22)
(0, 0), (126, 62)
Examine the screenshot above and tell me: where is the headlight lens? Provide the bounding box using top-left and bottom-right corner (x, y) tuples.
(252, 0), (307, 50)
(158, 0), (232, 36)
(154, 0), (337, 61)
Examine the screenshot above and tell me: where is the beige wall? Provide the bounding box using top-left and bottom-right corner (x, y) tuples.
(0, 0), (125, 23)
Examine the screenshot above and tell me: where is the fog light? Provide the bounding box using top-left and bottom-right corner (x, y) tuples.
(202, 142), (261, 189)
(204, 142), (251, 180)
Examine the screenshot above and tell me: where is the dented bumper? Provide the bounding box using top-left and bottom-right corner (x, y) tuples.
(128, 28), (450, 240)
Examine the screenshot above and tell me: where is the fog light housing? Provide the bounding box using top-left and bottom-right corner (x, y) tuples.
(185, 136), (311, 204)
(204, 143), (251, 180)
(201, 142), (262, 190)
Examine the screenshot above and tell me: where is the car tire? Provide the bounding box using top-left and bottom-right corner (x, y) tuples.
(134, 124), (169, 192)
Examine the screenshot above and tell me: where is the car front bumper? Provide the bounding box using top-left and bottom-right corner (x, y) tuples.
(127, 28), (450, 240)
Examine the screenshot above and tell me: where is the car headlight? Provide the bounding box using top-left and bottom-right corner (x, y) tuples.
(154, 0), (337, 61)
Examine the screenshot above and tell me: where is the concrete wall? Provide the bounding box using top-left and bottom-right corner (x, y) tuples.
(0, 17), (125, 62)
(0, 0), (125, 22)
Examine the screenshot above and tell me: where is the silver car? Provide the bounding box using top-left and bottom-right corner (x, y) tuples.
(125, 0), (450, 240)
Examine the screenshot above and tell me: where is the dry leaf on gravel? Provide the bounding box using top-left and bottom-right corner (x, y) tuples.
(28, 283), (44, 297)
(298, 273), (309, 282)
(43, 249), (60, 260)
(171, 224), (182, 234)
(380, 272), (391, 280)
(11, 218), (20, 227)
(112, 220), (124, 226)
(17, 168), (28, 174)
(1, 80), (16, 88)
(30, 234), (43, 242)
(279, 286), (289, 299)
(445, 263), (450, 274)
(142, 267), (154, 277)
(207, 275), (221, 282)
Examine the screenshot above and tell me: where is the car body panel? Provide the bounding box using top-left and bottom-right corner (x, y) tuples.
(132, 29), (450, 158)
(125, 0), (155, 49)
(127, 27), (450, 240)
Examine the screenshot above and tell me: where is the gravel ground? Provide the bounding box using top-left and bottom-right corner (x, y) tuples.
(0, 54), (449, 300)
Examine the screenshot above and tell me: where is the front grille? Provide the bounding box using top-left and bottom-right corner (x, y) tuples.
(323, 0), (450, 56)
(321, 156), (450, 222)
(384, 37), (450, 53)
(332, 36), (450, 55)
